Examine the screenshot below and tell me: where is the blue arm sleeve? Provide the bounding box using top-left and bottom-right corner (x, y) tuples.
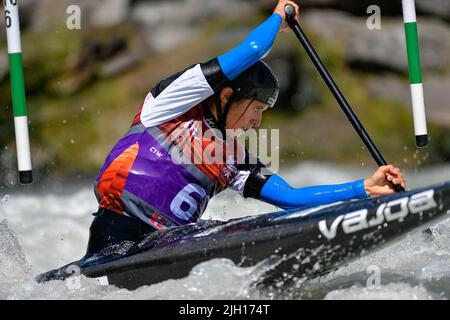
(260, 175), (368, 210)
(217, 13), (282, 80)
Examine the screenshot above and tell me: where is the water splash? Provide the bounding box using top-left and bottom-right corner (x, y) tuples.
(0, 220), (32, 282)
(1, 163), (450, 299)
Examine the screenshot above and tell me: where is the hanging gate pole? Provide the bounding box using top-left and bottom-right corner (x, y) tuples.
(402, 0), (428, 148)
(4, 0), (33, 184)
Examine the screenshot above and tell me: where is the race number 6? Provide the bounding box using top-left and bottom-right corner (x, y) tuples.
(170, 183), (206, 221)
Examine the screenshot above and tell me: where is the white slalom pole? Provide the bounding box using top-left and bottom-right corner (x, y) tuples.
(4, 0), (33, 184)
(402, 0), (428, 148)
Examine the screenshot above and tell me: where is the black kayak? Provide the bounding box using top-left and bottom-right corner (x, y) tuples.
(37, 181), (450, 290)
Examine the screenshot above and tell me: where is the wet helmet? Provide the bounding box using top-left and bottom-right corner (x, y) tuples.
(230, 60), (279, 108)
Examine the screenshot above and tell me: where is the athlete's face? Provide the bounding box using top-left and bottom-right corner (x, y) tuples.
(219, 87), (269, 132)
(226, 99), (269, 131)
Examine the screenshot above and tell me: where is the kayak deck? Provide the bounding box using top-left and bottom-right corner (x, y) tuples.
(37, 181), (450, 290)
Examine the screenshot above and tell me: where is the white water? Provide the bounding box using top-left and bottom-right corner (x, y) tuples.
(1, 162), (450, 300)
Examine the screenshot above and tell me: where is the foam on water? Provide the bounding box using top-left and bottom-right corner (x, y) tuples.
(324, 283), (435, 300)
(1, 162), (450, 299)
(0, 220), (31, 279)
(0, 188), (96, 272)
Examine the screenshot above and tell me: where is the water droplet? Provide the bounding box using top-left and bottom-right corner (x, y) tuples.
(403, 146), (408, 151)
(361, 162), (365, 167)
(62, 120), (67, 124)
(70, 139), (75, 144)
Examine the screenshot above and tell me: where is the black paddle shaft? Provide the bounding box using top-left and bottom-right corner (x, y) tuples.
(284, 5), (404, 193)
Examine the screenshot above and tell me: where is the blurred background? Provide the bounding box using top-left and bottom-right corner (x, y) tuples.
(1, 0), (449, 188)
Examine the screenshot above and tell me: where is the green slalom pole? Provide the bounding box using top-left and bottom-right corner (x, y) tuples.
(4, 0), (33, 184)
(402, 0), (428, 148)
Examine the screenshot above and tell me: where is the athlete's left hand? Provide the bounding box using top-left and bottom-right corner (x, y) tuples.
(364, 165), (407, 196)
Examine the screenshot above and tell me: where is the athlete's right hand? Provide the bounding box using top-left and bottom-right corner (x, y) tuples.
(364, 165), (407, 197)
(273, 0), (300, 32)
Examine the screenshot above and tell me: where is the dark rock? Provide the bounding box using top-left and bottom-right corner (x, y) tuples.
(268, 50), (320, 111)
(72, 41), (101, 71)
(97, 37), (127, 61)
(72, 36), (127, 71)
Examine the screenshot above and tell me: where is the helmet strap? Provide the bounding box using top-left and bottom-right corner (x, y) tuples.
(214, 94), (223, 127)
(214, 93), (236, 137)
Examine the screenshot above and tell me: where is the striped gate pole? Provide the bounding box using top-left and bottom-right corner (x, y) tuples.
(4, 0), (33, 184)
(402, 0), (428, 148)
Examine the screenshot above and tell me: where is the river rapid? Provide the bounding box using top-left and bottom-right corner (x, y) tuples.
(1, 162), (450, 300)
